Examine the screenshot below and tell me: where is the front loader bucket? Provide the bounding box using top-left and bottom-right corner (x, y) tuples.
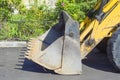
(26, 11), (82, 75)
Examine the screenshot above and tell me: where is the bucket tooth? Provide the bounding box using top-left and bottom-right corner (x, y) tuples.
(25, 56), (31, 60)
(25, 52), (30, 56)
(27, 42), (32, 46)
(27, 47), (31, 50)
(27, 44), (32, 48)
(26, 50), (31, 54)
(29, 38), (34, 40)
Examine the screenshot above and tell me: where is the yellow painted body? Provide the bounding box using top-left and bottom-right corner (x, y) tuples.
(80, 0), (120, 58)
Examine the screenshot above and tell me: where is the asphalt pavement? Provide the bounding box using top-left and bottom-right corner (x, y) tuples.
(0, 47), (120, 80)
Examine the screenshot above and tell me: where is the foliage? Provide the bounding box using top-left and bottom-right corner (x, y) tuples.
(55, 0), (97, 22)
(0, 20), (45, 40)
(0, 0), (97, 41)
(0, 4), (58, 40)
(0, 0), (13, 21)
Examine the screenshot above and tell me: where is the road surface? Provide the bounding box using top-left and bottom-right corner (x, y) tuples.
(0, 48), (119, 80)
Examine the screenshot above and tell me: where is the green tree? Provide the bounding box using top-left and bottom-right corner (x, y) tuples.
(55, 0), (97, 22)
(0, 0), (13, 21)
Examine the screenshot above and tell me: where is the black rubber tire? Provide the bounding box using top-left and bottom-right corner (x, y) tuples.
(96, 37), (109, 53)
(107, 29), (120, 72)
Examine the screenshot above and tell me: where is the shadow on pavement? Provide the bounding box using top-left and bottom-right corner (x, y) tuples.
(15, 48), (117, 74)
(82, 49), (116, 73)
(15, 48), (56, 74)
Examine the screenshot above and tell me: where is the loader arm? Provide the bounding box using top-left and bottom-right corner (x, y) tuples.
(80, 0), (120, 58)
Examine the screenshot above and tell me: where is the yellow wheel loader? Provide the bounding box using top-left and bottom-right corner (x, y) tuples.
(25, 0), (120, 75)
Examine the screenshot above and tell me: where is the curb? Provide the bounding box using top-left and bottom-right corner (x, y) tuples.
(0, 41), (27, 47)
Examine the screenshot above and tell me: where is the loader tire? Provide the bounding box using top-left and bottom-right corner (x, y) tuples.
(96, 37), (109, 53)
(107, 29), (120, 72)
